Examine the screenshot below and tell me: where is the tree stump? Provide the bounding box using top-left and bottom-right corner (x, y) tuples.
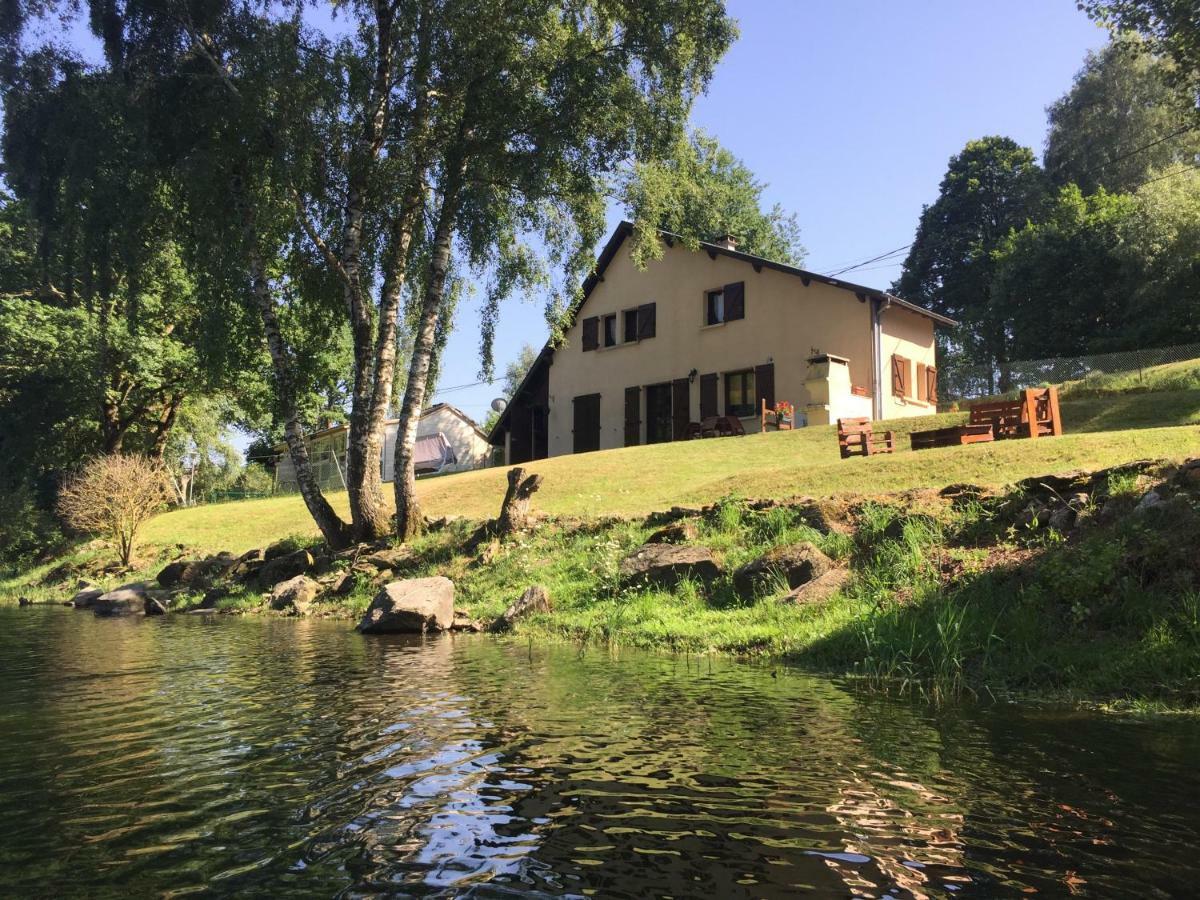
(495, 467), (543, 538)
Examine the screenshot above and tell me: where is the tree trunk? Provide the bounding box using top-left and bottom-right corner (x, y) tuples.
(242, 200), (350, 550)
(393, 170), (461, 540)
(150, 392), (184, 460)
(495, 467), (543, 537)
(340, 1), (398, 544)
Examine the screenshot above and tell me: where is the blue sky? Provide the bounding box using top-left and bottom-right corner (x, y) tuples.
(432, 1), (1108, 423)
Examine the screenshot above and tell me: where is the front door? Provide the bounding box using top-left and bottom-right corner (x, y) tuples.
(572, 394), (601, 453)
(645, 383), (673, 444)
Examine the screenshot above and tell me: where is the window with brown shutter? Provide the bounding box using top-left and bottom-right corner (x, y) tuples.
(926, 366), (938, 404)
(891, 354), (911, 397)
(582, 316), (599, 351)
(916, 363), (928, 402)
(724, 281), (745, 321)
(637, 302), (656, 340)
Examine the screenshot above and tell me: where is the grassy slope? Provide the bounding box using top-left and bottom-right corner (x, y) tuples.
(140, 387), (1200, 555)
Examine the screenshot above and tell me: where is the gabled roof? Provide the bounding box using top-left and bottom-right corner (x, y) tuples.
(487, 221), (957, 442)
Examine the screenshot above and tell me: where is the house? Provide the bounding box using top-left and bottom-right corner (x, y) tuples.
(274, 402), (491, 492)
(489, 221), (955, 463)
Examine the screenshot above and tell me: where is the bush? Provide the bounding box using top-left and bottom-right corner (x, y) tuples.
(57, 455), (173, 566)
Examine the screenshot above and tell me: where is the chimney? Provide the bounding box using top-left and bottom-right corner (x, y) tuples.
(714, 233), (738, 251)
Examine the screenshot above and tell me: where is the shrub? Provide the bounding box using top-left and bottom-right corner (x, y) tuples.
(57, 454), (173, 566)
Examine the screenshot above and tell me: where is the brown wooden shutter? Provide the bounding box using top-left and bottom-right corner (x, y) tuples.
(699, 373), (718, 418)
(624, 386), (641, 447)
(672, 377), (690, 440)
(637, 302), (656, 340)
(754, 362), (775, 411)
(916, 363), (928, 401)
(927, 366), (938, 404)
(581, 316), (599, 351)
(724, 281), (745, 321)
(891, 354), (909, 397)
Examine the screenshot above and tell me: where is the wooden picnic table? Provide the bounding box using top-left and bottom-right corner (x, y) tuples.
(909, 423), (994, 451)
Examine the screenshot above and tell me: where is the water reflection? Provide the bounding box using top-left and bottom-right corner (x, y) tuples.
(0, 608), (1198, 897)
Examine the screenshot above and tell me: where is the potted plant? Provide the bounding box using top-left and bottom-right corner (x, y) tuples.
(774, 400), (794, 426)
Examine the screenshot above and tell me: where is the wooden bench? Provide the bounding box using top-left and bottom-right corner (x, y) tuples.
(968, 387), (1063, 440)
(837, 417), (895, 459)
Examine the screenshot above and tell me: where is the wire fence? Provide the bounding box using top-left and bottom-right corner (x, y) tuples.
(941, 341), (1200, 403)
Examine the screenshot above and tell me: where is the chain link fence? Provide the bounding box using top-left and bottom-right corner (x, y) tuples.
(941, 342), (1200, 403)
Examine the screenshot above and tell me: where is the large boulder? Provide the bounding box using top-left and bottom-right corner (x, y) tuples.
(357, 577), (455, 634)
(156, 561), (190, 588)
(144, 596), (169, 616)
(362, 546), (415, 572)
(733, 542), (833, 598)
(157, 553), (237, 589)
(258, 549), (313, 587)
(270, 575), (319, 615)
(618, 544), (721, 590)
(782, 567), (851, 604)
(90, 582), (151, 616)
(646, 520), (698, 545)
(70, 584), (105, 609)
(490, 585), (552, 633)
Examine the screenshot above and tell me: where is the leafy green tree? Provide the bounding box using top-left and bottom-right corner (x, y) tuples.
(389, 0), (736, 539)
(893, 137), (1046, 392)
(501, 344), (540, 399)
(621, 129), (805, 266)
(1045, 33), (1200, 194)
(992, 185), (1136, 358)
(1080, 1), (1200, 102)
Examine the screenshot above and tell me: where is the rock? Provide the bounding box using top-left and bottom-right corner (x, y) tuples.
(644, 505), (704, 527)
(370, 568), (395, 587)
(258, 549), (314, 587)
(490, 585), (553, 632)
(326, 571), (357, 596)
(144, 596), (168, 616)
(1181, 459), (1200, 486)
(1018, 470), (1093, 496)
(618, 544), (721, 590)
(198, 587), (229, 610)
(1016, 501), (1048, 530)
(357, 576), (455, 634)
(89, 582), (151, 616)
(451, 611), (485, 632)
(474, 539), (502, 567)
(238, 547), (266, 564)
(156, 561), (190, 588)
(17, 596), (32, 606)
(783, 567), (851, 604)
(362, 546), (414, 571)
(1066, 491), (1090, 509)
(1048, 505), (1077, 532)
(270, 575), (319, 615)
(733, 542), (833, 598)
(70, 586), (105, 609)
(264, 540), (298, 561)
(1136, 491), (1163, 513)
(646, 520), (698, 544)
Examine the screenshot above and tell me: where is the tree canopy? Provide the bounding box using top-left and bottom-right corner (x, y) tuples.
(621, 129), (805, 267)
(1045, 32), (1200, 194)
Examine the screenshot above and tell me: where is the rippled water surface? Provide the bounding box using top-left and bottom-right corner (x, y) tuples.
(2, 608), (1200, 897)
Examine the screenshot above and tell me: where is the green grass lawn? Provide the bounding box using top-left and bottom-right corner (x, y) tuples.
(139, 386), (1200, 555)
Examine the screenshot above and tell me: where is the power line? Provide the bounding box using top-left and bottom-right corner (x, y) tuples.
(824, 244), (912, 278)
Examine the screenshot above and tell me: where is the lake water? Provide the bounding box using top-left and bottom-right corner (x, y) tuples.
(1, 608), (1199, 898)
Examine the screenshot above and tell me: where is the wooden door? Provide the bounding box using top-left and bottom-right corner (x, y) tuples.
(645, 384), (672, 444)
(572, 394), (601, 453)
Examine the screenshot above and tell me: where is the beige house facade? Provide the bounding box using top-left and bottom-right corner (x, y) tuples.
(490, 222), (954, 463)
